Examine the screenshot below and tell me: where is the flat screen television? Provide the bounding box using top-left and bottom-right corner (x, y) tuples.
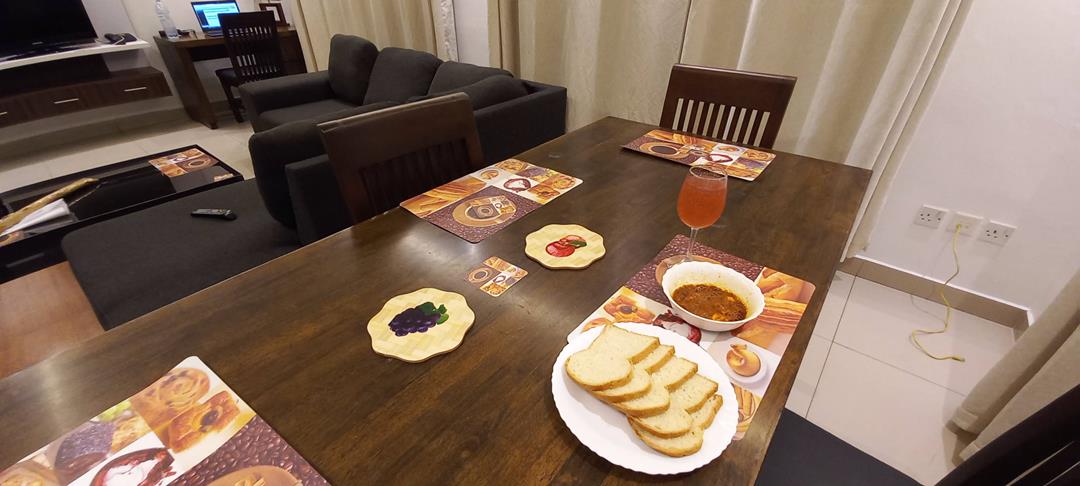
(0, 0), (98, 57)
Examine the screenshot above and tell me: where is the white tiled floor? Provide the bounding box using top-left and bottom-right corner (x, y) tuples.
(0, 118), (255, 193)
(786, 271), (1016, 485)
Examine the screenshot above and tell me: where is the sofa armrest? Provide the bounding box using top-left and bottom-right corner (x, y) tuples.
(284, 155), (352, 245)
(248, 120), (329, 228)
(240, 71), (334, 125)
(474, 81), (567, 164)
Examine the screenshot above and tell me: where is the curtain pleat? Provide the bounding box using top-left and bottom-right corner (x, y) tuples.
(294, 0), (441, 70)
(951, 270), (1080, 459)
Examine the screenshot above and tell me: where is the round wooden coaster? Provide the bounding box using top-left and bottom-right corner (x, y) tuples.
(367, 288), (475, 363)
(525, 224), (606, 270)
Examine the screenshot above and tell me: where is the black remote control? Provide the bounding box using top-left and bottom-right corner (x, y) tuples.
(191, 209), (236, 220)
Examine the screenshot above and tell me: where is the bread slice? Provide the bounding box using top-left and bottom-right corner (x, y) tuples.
(653, 357), (698, 391)
(592, 366), (652, 401)
(691, 395), (723, 429)
(670, 374), (719, 413)
(611, 381), (670, 417)
(630, 421), (704, 457)
(591, 325), (660, 363)
(637, 344), (674, 373)
(630, 374), (717, 437)
(565, 349), (633, 390)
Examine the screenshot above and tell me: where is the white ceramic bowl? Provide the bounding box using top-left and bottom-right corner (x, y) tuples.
(661, 261), (765, 331)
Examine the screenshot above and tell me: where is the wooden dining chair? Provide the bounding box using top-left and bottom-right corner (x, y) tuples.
(317, 93), (485, 223)
(660, 64), (796, 149)
(217, 11), (285, 123)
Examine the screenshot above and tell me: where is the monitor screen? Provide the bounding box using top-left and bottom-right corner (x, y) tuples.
(192, 1), (240, 30)
(0, 0), (98, 55)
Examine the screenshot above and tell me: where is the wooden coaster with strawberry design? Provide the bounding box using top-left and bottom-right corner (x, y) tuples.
(525, 224), (605, 270)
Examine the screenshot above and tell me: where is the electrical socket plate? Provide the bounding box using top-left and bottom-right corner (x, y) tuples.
(952, 212), (983, 235)
(914, 204), (948, 228)
(979, 220), (1016, 245)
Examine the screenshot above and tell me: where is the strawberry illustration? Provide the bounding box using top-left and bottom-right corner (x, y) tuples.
(545, 235), (587, 257)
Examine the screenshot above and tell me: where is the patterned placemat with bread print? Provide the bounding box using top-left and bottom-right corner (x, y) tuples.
(0, 356), (329, 486)
(623, 129), (776, 181)
(567, 235), (815, 440)
(401, 158), (582, 243)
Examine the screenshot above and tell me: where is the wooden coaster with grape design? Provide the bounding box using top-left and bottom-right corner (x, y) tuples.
(525, 224), (605, 270)
(367, 288), (475, 363)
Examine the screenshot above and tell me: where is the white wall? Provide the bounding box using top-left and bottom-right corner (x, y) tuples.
(861, 0), (1080, 319)
(453, 0), (489, 66)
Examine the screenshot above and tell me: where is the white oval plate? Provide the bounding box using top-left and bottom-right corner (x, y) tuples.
(551, 322), (738, 475)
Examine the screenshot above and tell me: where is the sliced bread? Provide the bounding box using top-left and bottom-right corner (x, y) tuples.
(637, 344), (675, 373)
(653, 357), (698, 391)
(611, 380), (670, 417)
(592, 365), (652, 401)
(691, 394), (723, 429)
(630, 374), (717, 437)
(565, 349), (633, 390)
(630, 421), (704, 457)
(591, 325), (660, 363)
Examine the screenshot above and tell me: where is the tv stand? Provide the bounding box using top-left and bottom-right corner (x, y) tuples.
(0, 39), (169, 128)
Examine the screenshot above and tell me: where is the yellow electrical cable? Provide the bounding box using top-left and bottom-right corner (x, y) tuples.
(911, 223), (966, 362)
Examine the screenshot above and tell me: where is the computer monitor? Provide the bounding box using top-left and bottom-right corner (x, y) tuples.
(191, 1), (240, 32)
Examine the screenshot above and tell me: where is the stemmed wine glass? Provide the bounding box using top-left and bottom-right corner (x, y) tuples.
(676, 166), (728, 260)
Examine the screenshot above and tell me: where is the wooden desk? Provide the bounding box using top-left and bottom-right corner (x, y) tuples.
(154, 27), (305, 129)
(0, 117), (870, 485)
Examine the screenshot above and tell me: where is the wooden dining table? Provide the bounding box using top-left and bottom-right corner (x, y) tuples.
(0, 116), (870, 485)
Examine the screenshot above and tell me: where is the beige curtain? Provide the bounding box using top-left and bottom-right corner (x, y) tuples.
(951, 269), (1080, 459)
(489, 0), (968, 255)
(290, 0), (457, 71)
(489, 0), (692, 129)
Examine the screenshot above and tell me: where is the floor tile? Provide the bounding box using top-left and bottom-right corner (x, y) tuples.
(784, 334), (831, 416)
(834, 278), (1014, 395)
(807, 344), (963, 484)
(814, 270), (854, 340)
(44, 139), (148, 177)
(0, 160), (53, 193)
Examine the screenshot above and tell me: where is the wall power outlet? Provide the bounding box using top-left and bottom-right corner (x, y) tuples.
(979, 220), (1016, 245)
(914, 205), (948, 228)
(952, 212), (983, 235)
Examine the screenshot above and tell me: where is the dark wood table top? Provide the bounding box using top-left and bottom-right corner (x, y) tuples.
(0, 117), (870, 485)
(154, 26), (297, 48)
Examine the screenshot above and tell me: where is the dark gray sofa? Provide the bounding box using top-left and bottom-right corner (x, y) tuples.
(241, 34), (567, 243)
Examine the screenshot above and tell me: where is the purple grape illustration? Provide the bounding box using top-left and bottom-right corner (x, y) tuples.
(389, 302), (449, 336)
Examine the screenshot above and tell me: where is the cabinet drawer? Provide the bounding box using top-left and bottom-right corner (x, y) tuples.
(95, 73), (171, 103)
(0, 98), (30, 128)
(23, 86), (102, 117)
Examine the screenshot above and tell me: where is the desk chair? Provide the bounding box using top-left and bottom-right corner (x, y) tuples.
(317, 93), (485, 224)
(217, 11), (285, 123)
(661, 64), (795, 149)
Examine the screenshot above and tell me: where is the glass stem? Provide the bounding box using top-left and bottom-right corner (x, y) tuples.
(686, 227), (699, 258)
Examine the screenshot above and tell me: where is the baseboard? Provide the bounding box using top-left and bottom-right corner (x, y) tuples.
(0, 101), (233, 160)
(840, 256), (1030, 332)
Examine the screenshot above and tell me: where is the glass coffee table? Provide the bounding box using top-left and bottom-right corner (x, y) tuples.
(0, 145), (242, 281)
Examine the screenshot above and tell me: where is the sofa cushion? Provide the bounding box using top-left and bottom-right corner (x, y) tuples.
(364, 47), (443, 104)
(249, 101), (399, 228)
(427, 61), (512, 94)
(328, 35), (380, 105)
(62, 180), (300, 330)
(258, 98), (359, 130)
(415, 75), (529, 110)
